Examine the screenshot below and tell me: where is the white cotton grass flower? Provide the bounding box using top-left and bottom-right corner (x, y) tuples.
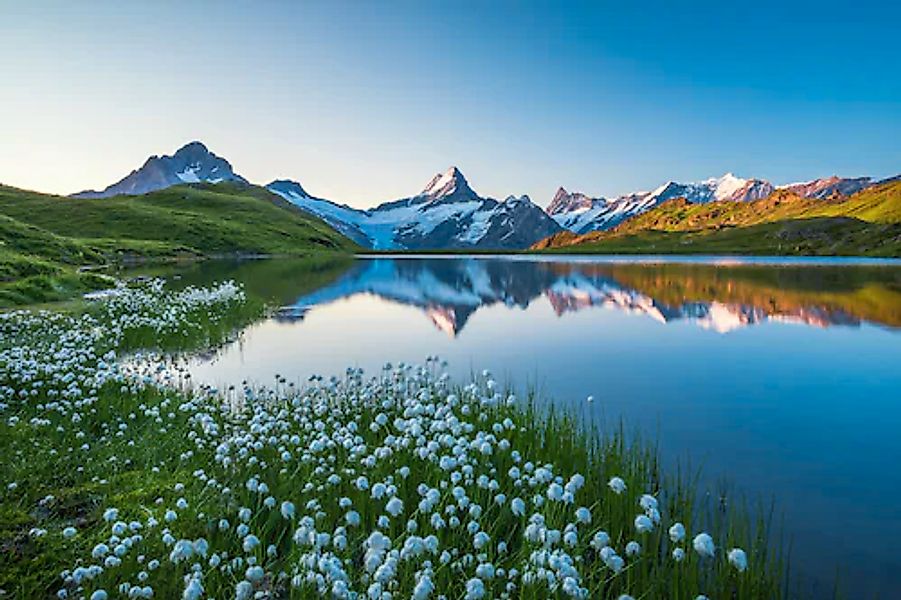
(547, 482), (564, 501)
(634, 514), (654, 534)
(639, 494), (658, 512)
(511, 497), (526, 516)
(242, 534), (260, 553)
(608, 477), (627, 494)
(672, 547), (686, 562)
(385, 496), (404, 517)
(575, 506), (591, 524)
(591, 530), (610, 549)
(465, 578), (485, 600)
(693, 533), (716, 558)
(473, 531), (490, 550)
(728, 547), (749, 572)
(669, 522), (686, 543)
(235, 581), (253, 600)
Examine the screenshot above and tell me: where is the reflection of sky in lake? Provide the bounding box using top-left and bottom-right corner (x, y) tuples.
(180, 256), (901, 597)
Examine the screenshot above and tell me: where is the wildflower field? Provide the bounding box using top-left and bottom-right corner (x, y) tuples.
(1, 279), (785, 599)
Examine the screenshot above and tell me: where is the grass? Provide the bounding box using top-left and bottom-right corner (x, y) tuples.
(0, 182), (357, 256)
(535, 181), (901, 256)
(0, 182), (358, 306)
(0, 279), (787, 599)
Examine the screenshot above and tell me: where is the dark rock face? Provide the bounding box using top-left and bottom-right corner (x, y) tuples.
(72, 141), (247, 198)
(475, 196), (563, 249)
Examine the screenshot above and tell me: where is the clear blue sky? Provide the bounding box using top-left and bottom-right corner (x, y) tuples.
(1, 0), (898, 207)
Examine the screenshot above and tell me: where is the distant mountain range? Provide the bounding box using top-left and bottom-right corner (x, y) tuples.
(65, 141), (897, 250)
(535, 183), (901, 256)
(545, 173), (888, 234)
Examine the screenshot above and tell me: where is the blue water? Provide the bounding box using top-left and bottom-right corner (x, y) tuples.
(174, 256), (901, 597)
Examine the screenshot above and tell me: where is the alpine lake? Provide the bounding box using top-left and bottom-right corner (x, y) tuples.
(142, 254), (901, 597)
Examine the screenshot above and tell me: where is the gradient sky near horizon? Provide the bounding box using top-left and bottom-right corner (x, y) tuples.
(1, 1), (899, 208)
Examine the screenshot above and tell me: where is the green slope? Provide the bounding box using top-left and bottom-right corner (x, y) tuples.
(0, 182), (358, 306)
(534, 181), (901, 256)
(0, 182), (356, 256)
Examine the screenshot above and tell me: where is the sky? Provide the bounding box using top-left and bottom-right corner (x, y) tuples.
(1, 0), (899, 208)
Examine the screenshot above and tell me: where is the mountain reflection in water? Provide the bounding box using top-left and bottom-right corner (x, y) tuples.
(275, 257), (899, 334)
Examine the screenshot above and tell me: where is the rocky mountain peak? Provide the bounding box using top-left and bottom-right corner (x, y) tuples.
(546, 187), (602, 215)
(71, 141), (247, 199)
(420, 166), (475, 200)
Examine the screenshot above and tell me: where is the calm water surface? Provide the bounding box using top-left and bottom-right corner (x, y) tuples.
(163, 256), (901, 596)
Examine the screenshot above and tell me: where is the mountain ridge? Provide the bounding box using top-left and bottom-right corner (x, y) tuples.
(532, 180), (901, 257)
(59, 141), (899, 251)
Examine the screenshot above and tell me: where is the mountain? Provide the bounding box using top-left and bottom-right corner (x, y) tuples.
(546, 188), (609, 233)
(546, 187), (600, 215)
(59, 139), (895, 251)
(71, 141), (248, 198)
(543, 173), (901, 234)
(548, 173), (778, 234)
(267, 167), (562, 250)
(779, 176), (872, 199)
(532, 180), (901, 257)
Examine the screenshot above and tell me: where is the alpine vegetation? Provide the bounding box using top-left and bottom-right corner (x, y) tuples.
(0, 279), (783, 598)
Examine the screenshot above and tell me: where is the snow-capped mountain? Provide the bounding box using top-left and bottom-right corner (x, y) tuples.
(778, 176), (872, 199)
(545, 173), (882, 234)
(546, 188), (610, 233)
(267, 167), (562, 250)
(65, 139), (892, 246)
(72, 142), (247, 199)
(547, 187), (602, 215)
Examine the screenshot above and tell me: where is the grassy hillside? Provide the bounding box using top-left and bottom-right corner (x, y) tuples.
(0, 182), (356, 256)
(0, 182), (357, 306)
(534, 181), (901, 256)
